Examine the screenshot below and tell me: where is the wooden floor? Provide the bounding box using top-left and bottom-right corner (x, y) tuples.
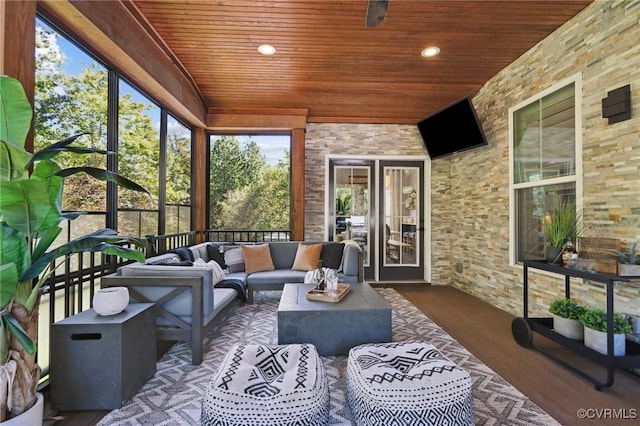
(44, 284), (640, 425)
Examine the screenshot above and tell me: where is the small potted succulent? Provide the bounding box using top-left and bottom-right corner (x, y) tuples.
(549, 298), (586, 340)
(609, 241), (640, 276)
(579, 308), (633, 356)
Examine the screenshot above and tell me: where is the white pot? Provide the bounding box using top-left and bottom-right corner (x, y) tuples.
(551, 314), (584, 340)
(2, 392), (44, 426)
(93, 287), (129, 316)
(583, 326), (626, 356)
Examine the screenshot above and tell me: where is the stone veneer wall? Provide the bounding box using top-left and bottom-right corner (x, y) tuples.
(303, 123), (426, 242)
(303, 0), (640, 318)
(434, 0), (640, 317)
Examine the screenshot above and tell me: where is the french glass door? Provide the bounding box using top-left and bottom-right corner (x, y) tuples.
(328, 158), (425, 281)
(328, 159), (375, 279)
(378, 160), (424, 281)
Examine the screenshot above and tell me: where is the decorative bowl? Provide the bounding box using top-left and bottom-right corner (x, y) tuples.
(93, 287), (130, 316)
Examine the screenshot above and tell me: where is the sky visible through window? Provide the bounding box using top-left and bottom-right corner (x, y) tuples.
(39, 18), (289, 164)
(235, 135), (290, 166)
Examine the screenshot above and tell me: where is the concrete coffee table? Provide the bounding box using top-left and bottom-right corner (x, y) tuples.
(278, 282), (392, 356)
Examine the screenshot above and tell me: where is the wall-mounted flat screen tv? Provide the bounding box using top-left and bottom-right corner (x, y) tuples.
(417, 97), (488, 159)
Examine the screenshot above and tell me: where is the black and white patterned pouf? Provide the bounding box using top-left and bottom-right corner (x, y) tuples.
(201, 343), (329, 426)
(346, 340), (474, 426)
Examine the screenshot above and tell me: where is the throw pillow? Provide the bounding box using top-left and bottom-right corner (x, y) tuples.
(242, 244), (275, 274)
(169, 247), (195, 262)
(320, 242), (344, 270)
(224, 247), (246, 273)
(193, 258), (226, 285)
(206, 243), (229, 269)
(292, 243), (323, 271)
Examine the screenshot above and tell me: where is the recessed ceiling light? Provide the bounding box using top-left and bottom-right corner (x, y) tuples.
(421, 46), (440, 58)
(258, 44), (276, 55)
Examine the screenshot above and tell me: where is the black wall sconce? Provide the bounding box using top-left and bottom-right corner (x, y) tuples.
(602, 84), (631, 124)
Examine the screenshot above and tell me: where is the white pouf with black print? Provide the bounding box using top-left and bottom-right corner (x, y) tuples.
(346, 340), (474, 426)
(201, 343), (329, 426)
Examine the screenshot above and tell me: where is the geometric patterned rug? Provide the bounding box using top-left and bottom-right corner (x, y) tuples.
(97, 289), (560, 425)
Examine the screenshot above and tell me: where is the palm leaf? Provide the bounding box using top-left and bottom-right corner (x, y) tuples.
(55, 167), (149, 194)
(28, 133), (86, 164)
(0, 264), (19, 308)
(0, 180), (53, 235)
(22, 228), (147, 282)
(0, 76), (32, 149)
(0, 140), (32, 181)
(2, 314), (36, 355)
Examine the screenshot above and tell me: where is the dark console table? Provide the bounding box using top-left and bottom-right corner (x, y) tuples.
(512, 260), (640, 390)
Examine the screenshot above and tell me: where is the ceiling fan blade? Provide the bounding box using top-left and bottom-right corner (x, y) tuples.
(366, 0), (390, 28)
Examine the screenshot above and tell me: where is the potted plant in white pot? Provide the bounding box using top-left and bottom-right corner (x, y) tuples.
(609, 241), (640, 276)
(542, 200), (583, 264)
(0, 75), (148, 423)
(549, 298), (586, 340)
(579, 308), (633, 356)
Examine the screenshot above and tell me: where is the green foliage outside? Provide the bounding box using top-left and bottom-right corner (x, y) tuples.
(35, 24), (191, 215)
(209, 136), (290, 231)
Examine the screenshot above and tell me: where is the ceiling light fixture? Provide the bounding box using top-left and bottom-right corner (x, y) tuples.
(421, 46), (440, 58)
(258, 44), (276, 55)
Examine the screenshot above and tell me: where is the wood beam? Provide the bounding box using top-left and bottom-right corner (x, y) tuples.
(291, 128), (305, 241)
(1, 0), (36, 153)
(208, 108), (308, 132)
(192, 128), (207, 242)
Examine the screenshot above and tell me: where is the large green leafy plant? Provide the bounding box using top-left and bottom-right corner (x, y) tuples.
(0, 75), (148, 421)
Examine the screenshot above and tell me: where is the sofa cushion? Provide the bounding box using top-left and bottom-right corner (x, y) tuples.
(207, 243), (230, 268)
(189, 242), (212, 261)
(268, 241), (300, 270)
(246, 269), (307, 285)
(292, 243), (323, 271)
(224, 246), (245, 273)
(242, 243), (275, 274)
(320, 242), (344, 270)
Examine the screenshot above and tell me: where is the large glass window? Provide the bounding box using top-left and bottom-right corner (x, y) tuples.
(166, 116), (192, 234)
(208, 134), (290, 234)
(118, 79), (161, 237)
(511, 76), (581, 263)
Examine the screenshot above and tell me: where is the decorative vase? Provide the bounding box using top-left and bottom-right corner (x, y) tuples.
(2, 392), (44, 426)
(545, 246), (563, 264)
(93, 287), (130, 316)
(551, 314), (584, 340)
(583, 326), (625, 356)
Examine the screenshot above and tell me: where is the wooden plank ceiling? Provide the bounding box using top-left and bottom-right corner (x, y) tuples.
(129, 0), (592, 124)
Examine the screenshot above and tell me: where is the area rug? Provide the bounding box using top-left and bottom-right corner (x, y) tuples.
(97, 289), (560, 425)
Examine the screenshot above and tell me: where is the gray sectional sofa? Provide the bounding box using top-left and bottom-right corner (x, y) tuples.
(101, 241), (363, 364)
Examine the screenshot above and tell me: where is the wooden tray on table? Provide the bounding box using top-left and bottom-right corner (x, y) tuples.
(306, 283), (351, 303)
